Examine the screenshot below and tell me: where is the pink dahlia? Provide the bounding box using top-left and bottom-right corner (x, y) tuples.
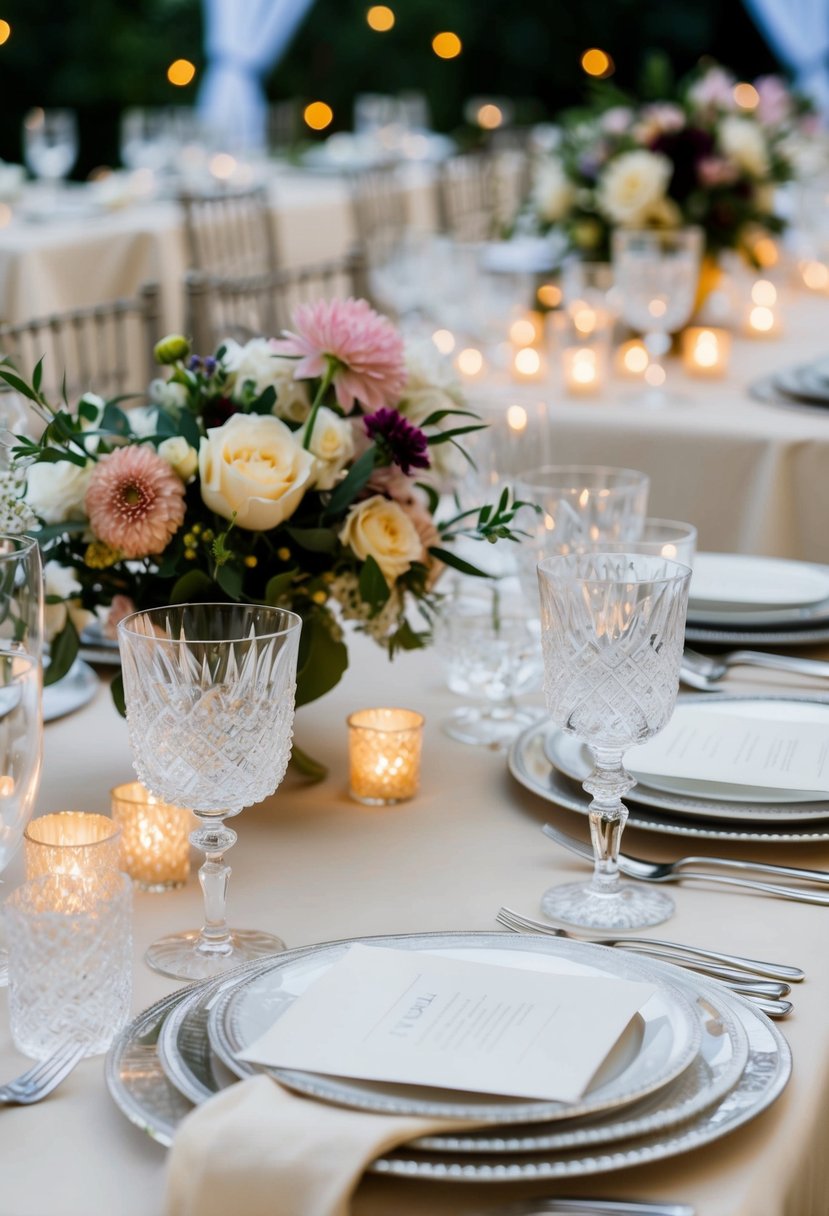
(85, 445), (186, 559)
(273, 297), (407, 412)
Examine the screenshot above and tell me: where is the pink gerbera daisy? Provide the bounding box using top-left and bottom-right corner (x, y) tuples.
(85, 445), (186, 559)
(273, 297), (407, 412)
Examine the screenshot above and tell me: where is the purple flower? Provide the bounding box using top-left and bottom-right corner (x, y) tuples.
(187, 355), (202, 371)
(364, 407), (430, 476)
(203, 356), (218, 376)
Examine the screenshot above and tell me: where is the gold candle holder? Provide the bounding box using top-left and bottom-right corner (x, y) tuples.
(681, 327), (731, 378)
(347, 707), (424, 805)
(110, 781), (192, 892)
(24, 812), (121, 880)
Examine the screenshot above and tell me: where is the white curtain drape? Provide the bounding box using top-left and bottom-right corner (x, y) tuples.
(744, 0), (829, 115)
(197, 0), (315, 150)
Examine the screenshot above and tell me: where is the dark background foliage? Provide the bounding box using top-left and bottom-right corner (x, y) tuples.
(0, 0), (778, 177)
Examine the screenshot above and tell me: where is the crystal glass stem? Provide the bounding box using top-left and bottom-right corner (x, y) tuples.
(583, 747), (632, 893)
(192, 817), (237, 957)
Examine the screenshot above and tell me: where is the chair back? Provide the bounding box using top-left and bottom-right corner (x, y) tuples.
(179, 185), (279, 278)
(347, 165), (410, 267)
(0, 284), (161, 402)
(436, 151), (500, 242)
(185, 250), (368, 353)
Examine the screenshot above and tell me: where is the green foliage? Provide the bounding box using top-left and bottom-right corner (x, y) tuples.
(295, 611), (348, 707)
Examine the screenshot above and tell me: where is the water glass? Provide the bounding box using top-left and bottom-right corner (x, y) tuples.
(120, 107), (172, 173)
(537, 553), (691, 930)
(5, 869), (133, 1059)
(612, 227), (703, 405)
(585, 518), (697, 567)
(435, 579), (542, 748)
(22, 108), (78, 184)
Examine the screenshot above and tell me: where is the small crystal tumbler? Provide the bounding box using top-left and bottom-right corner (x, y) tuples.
(110, 781), (192, 892)
(24, 812), (121, 879)
(5, 868), (133, 1058)
(347, 708), (424, 805)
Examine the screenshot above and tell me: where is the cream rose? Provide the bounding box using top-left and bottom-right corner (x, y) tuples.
(300, 407), (354, 490)
(158, 435), (198, 482)
(597, 150), (672, 226)
(43, 562), (95, 643)
(719, 116), (769, 178)
(198, 414), (315, 531)
(25, 458), (93, 525)
(531, 157), (576, 223)
(339, 495), (424, 585)
(222, 338), (311, 421)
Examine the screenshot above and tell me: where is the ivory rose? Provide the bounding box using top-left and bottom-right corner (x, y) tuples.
(158, 435), (198, 482)
(25, 458), (93, 525)
(719, 116), (769, 178)
(300, 406), (355, 490)
(339, 495), (424, 585)
(198, 414), (314, 531)
(597, 149), (672, 226)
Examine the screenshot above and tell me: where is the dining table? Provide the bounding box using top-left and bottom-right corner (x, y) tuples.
(1, 630), (829, 1216)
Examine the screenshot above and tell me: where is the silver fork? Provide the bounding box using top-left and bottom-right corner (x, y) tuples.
(495, 1200), (694, 1216)
(542, 821), (829, 905)
(0, 1041), (86, 1105)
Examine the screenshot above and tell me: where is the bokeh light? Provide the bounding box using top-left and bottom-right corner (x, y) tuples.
(537, 283), (562, 308)
(0, 21), (11, 45)
(733, 82), (759, 110)
(477, 104), (503, 130)
(507, 404), (528, 431)
(432, 32), (462, 59)
(457, 347), (483, 376)
(304, 101), (334, 131)
(509, 317), (538, 347)
(801, 260), (829, 290)
(514, 348), (541, 376)
(581, 48), (613, 78)
(367, 6), (395, 32)
(432, 329), (456, 355)
(167, 59), (196, 87)
(751, 279), (777, 307)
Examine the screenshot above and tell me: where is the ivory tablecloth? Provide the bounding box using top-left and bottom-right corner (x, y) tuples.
(0, 636), (828, 1216)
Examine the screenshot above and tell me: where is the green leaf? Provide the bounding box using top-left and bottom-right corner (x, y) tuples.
(264, 570), (298, 603)
(415, 480), (439, 514)
(285, 526), (338, 554)
(322, 445), (376, 519)
(100, 402), (131, 436)
(25, 447), (89, 468)
(178, 410), (201, 450)
(77, 398), (99, 423)
(110, 671), (126, 717)
(248, 385), (276, 415)
(427, 424), (487, 445)
(45, 618), (80, 686)
(169, 569), (215, 603)
(216, 562), (243, 600)
(289, 743), (328, 782)
(0, 367), (40, 402)
(31, 520), (89, 543)
(428, 546), (490, 578)
(358, 554), (391, 611)
(32, 356), (44, 395)
(391, 620), (425, 651)
(296, 612), (348, 706)
(418, 407), (482, 427)
(152, 408), (179, 438)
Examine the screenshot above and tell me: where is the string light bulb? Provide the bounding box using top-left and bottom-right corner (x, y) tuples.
(167, 59), (196, 87)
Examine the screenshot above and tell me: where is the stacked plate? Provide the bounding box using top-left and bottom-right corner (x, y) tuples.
(106, 930), (790, 1183)
(509, 693), (829, 843)
(751, 357), (829, 410)
(685, 553), (829, 648)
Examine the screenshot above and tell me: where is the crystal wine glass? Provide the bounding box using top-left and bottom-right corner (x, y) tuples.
(612, 227), (703, 406)
(22, 108), (78, 187)
(118, 603), (301, 981)
(537, 552), (691, 930)
(0, 534), (44, 985)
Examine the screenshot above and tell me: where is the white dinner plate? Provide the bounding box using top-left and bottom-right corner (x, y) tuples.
(545, 697), (829, 806)
(688, 553), (829, 627)
(209, 932), (700, 1125)
(158, 942), (747, 1156)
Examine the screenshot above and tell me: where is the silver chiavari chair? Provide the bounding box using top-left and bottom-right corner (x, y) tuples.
(178, 184), (280, 278)
(0, 283), (161, 401)
(185, 249), (368, 353)
(347, 164), (411, 268)
(435, 150), (500, 242)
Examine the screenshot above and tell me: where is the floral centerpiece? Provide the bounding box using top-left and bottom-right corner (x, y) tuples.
(526, 63), (813, 263)
(5, 298), (523, 763)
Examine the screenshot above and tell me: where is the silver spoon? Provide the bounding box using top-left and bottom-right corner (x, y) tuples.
(681, 646), (829, 691)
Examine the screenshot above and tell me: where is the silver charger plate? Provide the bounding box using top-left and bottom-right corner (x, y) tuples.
(509, 718), (829, 843)
(158, 945), (748, 1157)
(43, 658), (98, 722)
(543, 696), (829, 822)
(686, 620), (829, 648)
(373, 991), (790, 1181)
(209, 931), (701, 1125)
(105, 949), (789, 1185)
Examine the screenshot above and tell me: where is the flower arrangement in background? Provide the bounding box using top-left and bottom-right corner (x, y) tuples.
(5, 299), (525, 747)
(525, 62), (814, 262)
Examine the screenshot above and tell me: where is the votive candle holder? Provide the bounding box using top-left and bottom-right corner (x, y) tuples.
(347, 707), (424, 805)
(110, 781), (192, 892)
(24, 812), (121, 880)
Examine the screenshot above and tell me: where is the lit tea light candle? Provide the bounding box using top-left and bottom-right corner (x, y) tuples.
(563, 346), (602, 395)
(744, 279), (781, 336)
(24, 812), (121, 880)
(455, 347), (485, 379)
(432, 328), (456, 355)
(800, 260), (829, 293)
(509, 313), (543, 348)
(681, 327), (731, 378)
(615, 339), (649, 378)
(347, 707), (424, 805)
(512, 345), (545, 381)
(110, 781), (192, 892)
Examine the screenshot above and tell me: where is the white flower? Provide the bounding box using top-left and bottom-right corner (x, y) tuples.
(25, 458), (93, 525)
(719, 116), (769, 178)
(222, 338), (311, 421)
(400, 339), (462, 426)
(158, 435), (198, 482)
(600, 106), (634, 135)
(198, 413), (314, 531)
(597, 150), (673, 226)
(126, 405), (159, 437)
(300, 407), (354, 491)
(531, 157), (576, 224)
(148, 379), (188, 411)
(43, 562), (94, 642)
(0, 469), (34, 534)
(339, 495), (424, 585)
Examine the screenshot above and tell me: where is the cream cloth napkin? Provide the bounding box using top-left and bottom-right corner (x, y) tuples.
(165, 1074), (483, 1216)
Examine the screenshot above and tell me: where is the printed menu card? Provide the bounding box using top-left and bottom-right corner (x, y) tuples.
(238, 945), (655, 1102)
